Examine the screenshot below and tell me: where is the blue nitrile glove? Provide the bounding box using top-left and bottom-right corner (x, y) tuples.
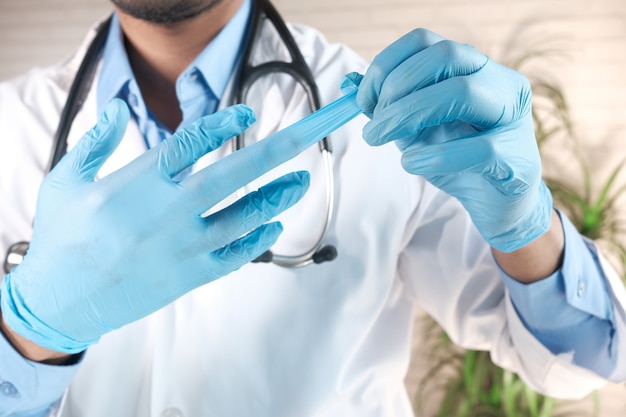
(344, 28), (553, 253)
(1, 99), (310, 354)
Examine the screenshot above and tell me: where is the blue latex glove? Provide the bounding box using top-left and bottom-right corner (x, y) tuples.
(1, 99), (310, 353)
(345, 29), (552, 252)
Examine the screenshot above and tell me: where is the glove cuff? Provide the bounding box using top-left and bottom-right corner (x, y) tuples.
(488, 180), (554, 253)
(1, 273), (95, 354)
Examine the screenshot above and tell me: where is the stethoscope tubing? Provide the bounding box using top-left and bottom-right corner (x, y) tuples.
(4, 0), (336, 273)
(50, 16), (112, 173)
(231, 0), (337, 267)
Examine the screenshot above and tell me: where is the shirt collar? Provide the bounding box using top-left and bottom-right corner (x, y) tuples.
(96, 0), (251, 116)
(186, 0), (251, 101)
(97, 13), (135, 116)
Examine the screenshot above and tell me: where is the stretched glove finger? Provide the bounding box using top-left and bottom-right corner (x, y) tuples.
(363, 64), (532, 145)
(181, 93), (359, 212)
(357, 28), (445, 114)
(201, 171), (309, 251)
(154, 104), (255, 178)
(59, 99), (130, 182)
(201, 222), (284, 283)
(376, 40), (488, 111)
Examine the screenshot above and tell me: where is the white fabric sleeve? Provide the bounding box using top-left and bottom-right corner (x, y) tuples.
(398, 181), (626, 399)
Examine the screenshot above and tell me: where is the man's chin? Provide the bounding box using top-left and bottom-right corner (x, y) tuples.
(110, 0), (223, 24)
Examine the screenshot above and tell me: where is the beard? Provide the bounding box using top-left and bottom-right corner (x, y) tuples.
(110, 0), (224, 24)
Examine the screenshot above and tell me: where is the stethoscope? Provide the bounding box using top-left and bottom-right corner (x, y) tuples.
(3, 0), (337, 274)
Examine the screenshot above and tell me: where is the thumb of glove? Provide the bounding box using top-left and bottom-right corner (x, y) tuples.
(53, 99), (130, 183)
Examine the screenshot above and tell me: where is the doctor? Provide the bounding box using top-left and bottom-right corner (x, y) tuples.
(1, 0), (625, 416)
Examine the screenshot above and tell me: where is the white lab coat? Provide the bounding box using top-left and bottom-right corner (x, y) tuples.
(1, 16), (625, 417)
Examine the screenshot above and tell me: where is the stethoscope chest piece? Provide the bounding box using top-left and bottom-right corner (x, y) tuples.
(4, 241), (29, 274)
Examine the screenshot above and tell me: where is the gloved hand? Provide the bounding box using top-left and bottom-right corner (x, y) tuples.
(1, 99), (309, 353)
(344, 28), (552, 253)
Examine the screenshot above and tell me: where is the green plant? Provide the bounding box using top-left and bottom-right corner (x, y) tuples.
(419, 349), (558, 417)
(415, 319), (600, 417)
(533, 79), (626, 280)
(545, 160), (626, 280)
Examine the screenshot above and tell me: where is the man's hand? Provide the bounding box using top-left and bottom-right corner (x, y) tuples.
(348, 28), (553, 254)
(1, 99), (310, 355)
(492, 209), (565, 283)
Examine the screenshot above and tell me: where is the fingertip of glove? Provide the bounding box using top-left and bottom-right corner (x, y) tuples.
(362, 121), (383, 146)
(229, 104), (257, 129)
(81, 99), (129, 152)
(295, 170), (311, 189)
(290, 171), (311, 203)
(340, 72), (375, 118)
(262, 222), (284, 242)
(265, 171), (310, 207)
(195, 105), (256, 139)
(102, 98), (130, 126)
(340, 72), (363, 94)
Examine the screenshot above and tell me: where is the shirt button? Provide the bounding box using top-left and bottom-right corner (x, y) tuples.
(188, 69), (199, 81)
(128, 93), (139, 108)
(161, 407), (183, 417)
(0, 381), (18, 398)
(577, 280), (585, 297)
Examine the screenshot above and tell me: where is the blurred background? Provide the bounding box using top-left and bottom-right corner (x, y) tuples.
(0, 0), (625, 415)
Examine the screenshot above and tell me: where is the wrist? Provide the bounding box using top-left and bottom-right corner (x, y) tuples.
(0, 307), (74, 365)
(492, 208), (565, 283)
(484, 180), (553, 253)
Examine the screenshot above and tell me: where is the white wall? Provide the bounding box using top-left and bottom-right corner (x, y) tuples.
(0, 0), (112, 78)
(1, 0), (625, 414)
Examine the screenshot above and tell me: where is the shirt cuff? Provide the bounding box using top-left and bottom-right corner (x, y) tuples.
(0, 320), (82, 416)
(500, 209), (617, 376)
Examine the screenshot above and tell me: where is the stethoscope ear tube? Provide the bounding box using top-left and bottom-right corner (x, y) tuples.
(49, 16), (112, 173)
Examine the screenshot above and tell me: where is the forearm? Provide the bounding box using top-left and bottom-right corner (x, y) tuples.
(492, 209), (565, 283)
